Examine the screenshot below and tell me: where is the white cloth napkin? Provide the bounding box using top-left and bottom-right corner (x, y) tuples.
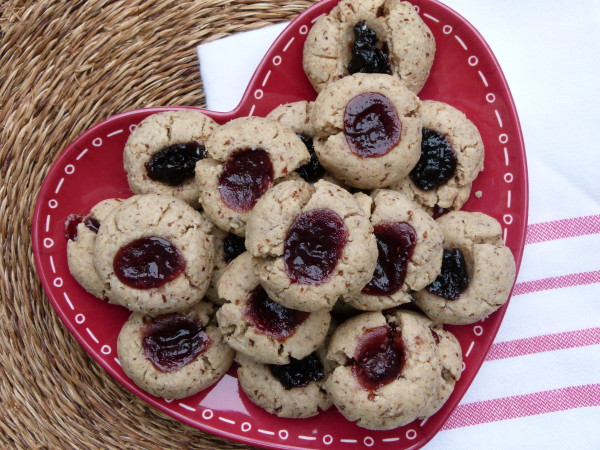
(197, 1), (600, 448)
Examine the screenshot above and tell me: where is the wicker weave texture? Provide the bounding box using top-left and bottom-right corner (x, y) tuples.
(0, 1), (314, 448)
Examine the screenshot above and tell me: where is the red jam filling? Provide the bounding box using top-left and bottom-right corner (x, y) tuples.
(344, 92), (401, 158)
(64, 213), (100, 241)
(142, 313), (210, 372)
(269, 353), (325, 390)
(145, 141), (208, 186)
(243, 286), (309, 341)
(426, 248), (469, 300)
(218, 148), (274, 212)
(352, 325), (404, 391)
(113, 237), (186, 289)
(362, 222), (417, 296)
(283, 209), (348, 285)
(409, 128), (457, 191)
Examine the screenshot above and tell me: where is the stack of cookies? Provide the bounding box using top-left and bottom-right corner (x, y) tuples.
(64, 0), (516, 431)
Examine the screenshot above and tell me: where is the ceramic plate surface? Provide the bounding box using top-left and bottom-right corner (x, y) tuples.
(32, 0), (528, 448)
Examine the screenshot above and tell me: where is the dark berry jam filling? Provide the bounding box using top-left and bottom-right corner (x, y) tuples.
(410, 128), (457, 191)
(142, 313), (210, 372)
(243, 286), (309, 341)
(348, 21), (392, 75)
(426, 248), (469, 300)
(218, 148), (274, 212)
(352, 325), (404, 391)
(362, 222), (417, 296)
(145, 141), (208, 186)
(113, 237), (186, 289)
(296, 133), (326, 182)
(284, 209), (348, 285)
(432, 204), (449, 219)
(269, 353), (325, 390)
(344, 93), (401, 158)
(64, 213), (100, 241)
(223, 233), (246, 263)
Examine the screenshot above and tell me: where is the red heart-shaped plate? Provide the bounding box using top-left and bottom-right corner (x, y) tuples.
(32, 0), (528, 448)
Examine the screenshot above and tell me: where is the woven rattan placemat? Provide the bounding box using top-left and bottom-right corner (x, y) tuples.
(0, 1), (314, 447)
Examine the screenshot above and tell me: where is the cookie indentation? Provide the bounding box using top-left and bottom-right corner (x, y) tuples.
(243, 286), (309, 341)
(142, 313), (210, 372)
(426, 248), (469, 300)
(223, 233), (246, 263)
(218, 148), (274, 212)
(348, 21), (391, 76)
(352, 325), (404, 392)
(113, 237), (186, 289)
(344, 93), (401, 158)
(269, 353), (325, 390)
(64, 213), (99, 241)
(362, 222), (417, 296)
(145, 141), (208, 186)
(410, 128), (457, 191)
(296, 133), (326, 182)
(284, 208), (348, 285)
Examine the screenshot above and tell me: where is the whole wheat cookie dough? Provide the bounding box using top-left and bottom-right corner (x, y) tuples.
(124, 110), (218, 208)
(236, 349), (332, 418)
(93, 194), (214, 314)
(66, 198), (123, 298)
(204, 226), (246, 305)
(195, 116), (310, 236)
(342, 190), (443, 310)
(117, 301), (234, 399)
(246, 179), (377, 312)
(325, 309), (440, 430)
(311, 73), (422, 189)
(392, 100), (485, 214)
(303, 0), (435, 94)
(413, 211), (516, 325)
(216, 252), (331, 364)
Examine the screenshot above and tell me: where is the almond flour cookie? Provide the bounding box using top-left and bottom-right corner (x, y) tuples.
(246, 179), (377, 312)
(124, 110), (217, 208)
(312, 73), (422, 190)
(117, 301), (234, 399)
(414, 211), (516, 325)
(66, 198), (123, 298)
(303, 0), (435, 94)
(216, 252), (330, 364)
(205, 226), (246, 305)
(342, 190), (443, 310)
(195, 116), (310, 236)
(236, 321), (337, 418)
(392, 100), (485, 215)
(93, 194), (214, 314)
(236, 351), (332, 418)
(325, 310), (440, 430)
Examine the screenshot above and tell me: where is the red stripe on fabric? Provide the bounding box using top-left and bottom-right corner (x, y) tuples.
(513, 270), (600, 296)
(486, 328), (600, 361)
(443, 384), (600, 429)
(526, 215), (600, 244)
